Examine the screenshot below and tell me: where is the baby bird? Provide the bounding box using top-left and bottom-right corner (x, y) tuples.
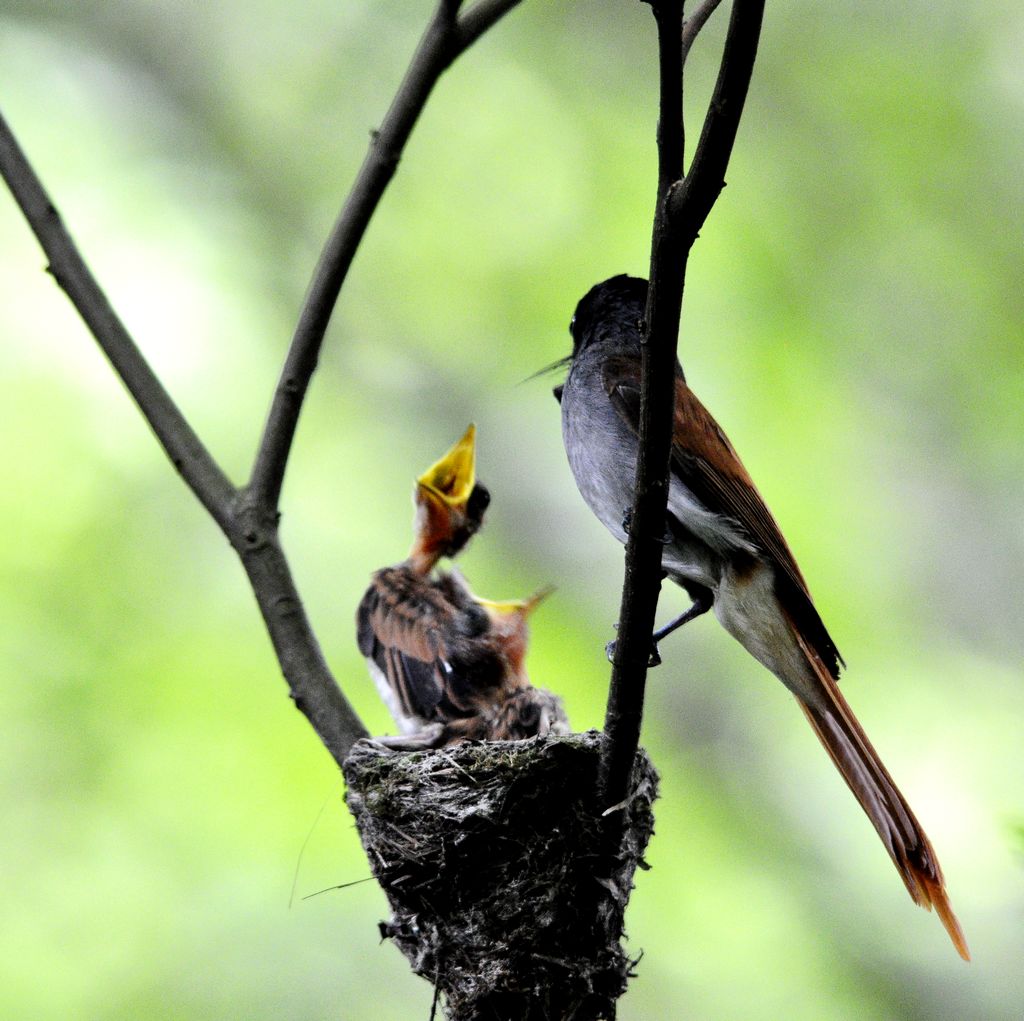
(435, 588), (569, 745)
(356, 426), (568, 748)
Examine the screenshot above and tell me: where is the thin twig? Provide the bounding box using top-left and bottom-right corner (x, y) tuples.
(248, 0), (524, 512)
(0, 110), (236, 533)
(681, 0), (726, 65)
(456, 0), (524, 48)
(669, 0), (766, 239)
(600, 0), (765, 810)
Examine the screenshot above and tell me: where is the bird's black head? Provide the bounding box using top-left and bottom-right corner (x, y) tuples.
(538, 275), (649, 402)
(569, 275), (648, 353)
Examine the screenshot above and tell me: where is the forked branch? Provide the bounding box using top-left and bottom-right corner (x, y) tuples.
(671, 0), (766, 239)
(0, 0), (523, 770)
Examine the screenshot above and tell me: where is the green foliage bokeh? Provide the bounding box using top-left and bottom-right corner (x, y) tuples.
(1, 1), (1022, 1018)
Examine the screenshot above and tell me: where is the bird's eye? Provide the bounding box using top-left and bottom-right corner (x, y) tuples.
(568, 313), (576, 335)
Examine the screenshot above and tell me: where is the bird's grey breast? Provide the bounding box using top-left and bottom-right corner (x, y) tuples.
(559, 349), (741, 594)
(560, 358), (636, 544)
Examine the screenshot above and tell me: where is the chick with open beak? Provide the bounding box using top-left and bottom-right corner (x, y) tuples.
(356, 427), (568, 748)
(408, 423), (490, 574)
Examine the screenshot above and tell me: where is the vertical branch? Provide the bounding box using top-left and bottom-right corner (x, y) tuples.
(601, 0), (686, 809)
(600, 0), (765, 809)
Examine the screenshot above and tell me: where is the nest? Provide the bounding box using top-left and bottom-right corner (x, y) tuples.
(343, 731), (659, 1021)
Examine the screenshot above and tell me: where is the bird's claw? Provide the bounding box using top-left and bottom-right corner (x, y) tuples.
(620, 507), (672, 545)
(605, 635), (662, 668)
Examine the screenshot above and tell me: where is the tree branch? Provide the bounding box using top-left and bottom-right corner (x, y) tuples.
(600, 0), (765, 810)
(669, 0), (765, 239)
(0, 105), (370, 766)
(0, 110), (236, 534)
(455, 0), (523, 48)
(681, 0), (726, 65)
(601, 0), (686, 810)
(0, 0), (527, 772)
(239, 535), (369, 768)
(248, 0), (524, 512)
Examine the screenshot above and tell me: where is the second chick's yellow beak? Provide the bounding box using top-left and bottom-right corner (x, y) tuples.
(475, 585), (555, 620)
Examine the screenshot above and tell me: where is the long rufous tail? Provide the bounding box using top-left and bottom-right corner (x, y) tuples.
(789, 626), (970, 961)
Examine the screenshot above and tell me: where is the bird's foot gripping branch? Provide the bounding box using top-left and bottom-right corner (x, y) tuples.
(343, 732), (658, 1021)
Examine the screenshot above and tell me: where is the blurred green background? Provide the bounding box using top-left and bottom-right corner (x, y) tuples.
(1, 1), (1022, 1017)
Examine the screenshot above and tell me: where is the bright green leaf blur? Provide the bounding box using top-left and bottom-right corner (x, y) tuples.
(2, 1), (1022, 1018)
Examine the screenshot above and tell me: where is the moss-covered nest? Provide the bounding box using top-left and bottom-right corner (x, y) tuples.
(343, 731), (658, 1021)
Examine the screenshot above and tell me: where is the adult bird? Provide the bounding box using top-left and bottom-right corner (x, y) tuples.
(555, 274), (968, 960)
(357, 426), (567, 748)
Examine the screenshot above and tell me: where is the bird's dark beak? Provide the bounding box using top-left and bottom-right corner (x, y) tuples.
(521, 355), (572, 385)
(415, 424), (476, 511)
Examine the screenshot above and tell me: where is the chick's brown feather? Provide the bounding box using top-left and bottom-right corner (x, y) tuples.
(357, 565), (508, 725)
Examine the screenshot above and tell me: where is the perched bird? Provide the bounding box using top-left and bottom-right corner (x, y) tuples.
(356, 426), (568, 748)
(555, 274), (968, 960)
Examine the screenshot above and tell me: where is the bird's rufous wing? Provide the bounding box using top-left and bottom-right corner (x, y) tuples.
(601, 355), (843, 677)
